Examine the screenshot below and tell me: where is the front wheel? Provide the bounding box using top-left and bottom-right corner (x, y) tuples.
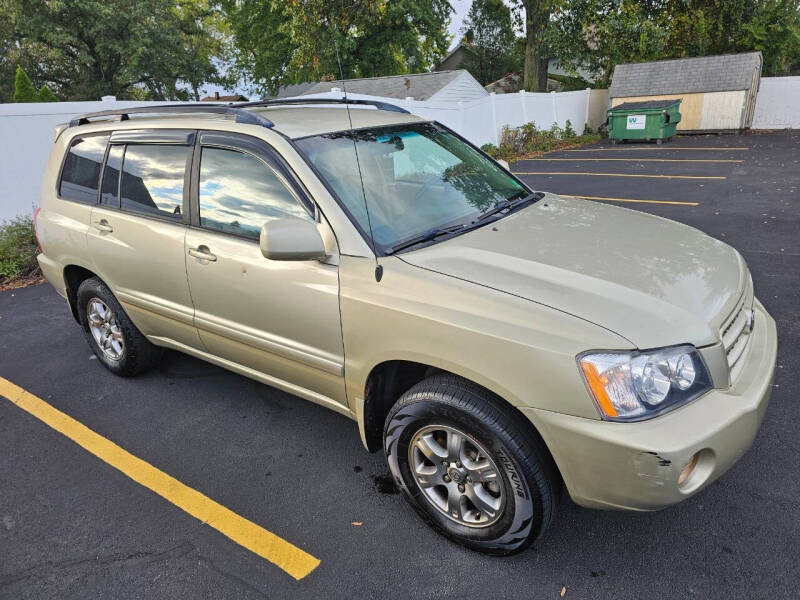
(384, 374), (561, 555)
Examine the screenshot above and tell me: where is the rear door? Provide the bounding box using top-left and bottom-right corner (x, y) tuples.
(87, 130), (201, 349)
(184, 131), (346, 409)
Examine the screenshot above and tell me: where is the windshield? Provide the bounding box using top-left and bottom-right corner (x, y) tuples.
(294, 123), (529, 251)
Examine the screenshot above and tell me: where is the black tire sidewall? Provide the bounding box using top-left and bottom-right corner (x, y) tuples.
(385, 393), (547, 554)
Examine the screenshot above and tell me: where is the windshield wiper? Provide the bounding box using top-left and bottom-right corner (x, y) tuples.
(473, 192), (544, 223)
(385, 224), (466, 255)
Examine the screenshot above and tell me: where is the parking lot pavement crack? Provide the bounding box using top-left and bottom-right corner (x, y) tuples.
(191, 550), (273, 600)
(0, 541), (195, 588)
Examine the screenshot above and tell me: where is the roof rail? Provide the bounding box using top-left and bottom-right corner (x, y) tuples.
(236, 97), (410, 114)
(68, 104), (274, 128)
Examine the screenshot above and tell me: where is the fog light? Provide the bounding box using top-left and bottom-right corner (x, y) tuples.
(678, 452), (700, 487)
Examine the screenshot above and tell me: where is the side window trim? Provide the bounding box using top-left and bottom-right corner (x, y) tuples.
(56, 131), (111, 204)
(190, 131), (317, 241)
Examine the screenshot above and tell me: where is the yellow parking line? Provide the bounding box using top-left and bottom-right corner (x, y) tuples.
(564, 147), (748, 152)
(515, 171), (724, 180)
(0, 377), (320, 581)
(528, 158), (743, 163)
(562, 194), (699, 206)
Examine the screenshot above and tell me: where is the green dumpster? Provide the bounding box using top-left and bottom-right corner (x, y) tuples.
(607, 100), (682, 144)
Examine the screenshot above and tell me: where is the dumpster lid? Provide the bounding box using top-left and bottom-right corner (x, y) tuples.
(610, 100), (680, 111)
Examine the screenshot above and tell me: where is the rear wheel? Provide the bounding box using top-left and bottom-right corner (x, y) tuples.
(383, 374), (561, 555)
(77, 277), (162, 376)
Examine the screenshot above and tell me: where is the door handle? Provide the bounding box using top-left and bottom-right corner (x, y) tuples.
(188, 245), (217, 262)
(92, 219), (113, 233)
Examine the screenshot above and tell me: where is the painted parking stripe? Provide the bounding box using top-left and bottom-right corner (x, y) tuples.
(0, 377), (320, 581)
(524, 158), (743, 163)
(514, 171), (725, 180)
(561, 194), (699, 206)
(563, 147), (749, 152)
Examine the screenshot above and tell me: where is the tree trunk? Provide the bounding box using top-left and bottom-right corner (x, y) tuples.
(522, 1), (548, 92)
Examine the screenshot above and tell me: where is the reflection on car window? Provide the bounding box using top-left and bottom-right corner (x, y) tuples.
(120, 145), (188, 219)
(295, 123), (526, 248)
(59, 135), (109, 204)
(198, 147), (309, 239)
(100, 144), (124, 207)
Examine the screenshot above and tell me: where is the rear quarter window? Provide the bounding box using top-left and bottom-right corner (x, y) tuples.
(59, 135), (109, 203)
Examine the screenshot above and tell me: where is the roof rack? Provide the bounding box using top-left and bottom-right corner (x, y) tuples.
(68, 104), (274, 128)
(236, 97), (410, 114)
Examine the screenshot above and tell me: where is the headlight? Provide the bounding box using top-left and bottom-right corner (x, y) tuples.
(578, 345), (712, 421)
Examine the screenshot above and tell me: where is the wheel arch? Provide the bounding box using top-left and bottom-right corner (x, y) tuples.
(63, 264), (102, 323)
(360, 359), (557, 475)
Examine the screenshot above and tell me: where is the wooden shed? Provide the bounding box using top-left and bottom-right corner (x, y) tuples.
(609, 52), (763, 132)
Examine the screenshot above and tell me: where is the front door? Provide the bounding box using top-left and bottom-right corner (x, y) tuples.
(184, 132), (346, 409)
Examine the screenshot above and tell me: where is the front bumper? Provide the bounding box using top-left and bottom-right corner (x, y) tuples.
(522, 298), (777, 511)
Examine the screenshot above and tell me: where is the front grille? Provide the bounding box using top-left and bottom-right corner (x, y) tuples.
(720, 276), (754, 383)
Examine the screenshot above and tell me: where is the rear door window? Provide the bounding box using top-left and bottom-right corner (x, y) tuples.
(120, 144), (189, 220)
(59, 135), (109, 203)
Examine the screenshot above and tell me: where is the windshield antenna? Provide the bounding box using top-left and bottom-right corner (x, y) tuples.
(333, 28), (383, 282)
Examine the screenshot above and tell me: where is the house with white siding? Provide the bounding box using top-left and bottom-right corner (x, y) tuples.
(298, 70), (488, 103)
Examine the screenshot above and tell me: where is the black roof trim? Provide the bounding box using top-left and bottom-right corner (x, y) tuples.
(68, 104), (274, 129)
(235, 97), (410, 114)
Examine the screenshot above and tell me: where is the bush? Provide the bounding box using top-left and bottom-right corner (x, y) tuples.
(480, 143), (499, 158)
(0, 216), (41, 286)
(13, 65), (38, 103)
(495, 120), (601, 160)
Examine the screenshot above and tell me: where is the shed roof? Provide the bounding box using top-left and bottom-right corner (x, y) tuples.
(610, 52), (762, 98)
(301, 70), (464, 101)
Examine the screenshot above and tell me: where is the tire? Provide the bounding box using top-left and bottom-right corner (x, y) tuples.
(383, 374), (561, 555)
(76, 277), (162, 376)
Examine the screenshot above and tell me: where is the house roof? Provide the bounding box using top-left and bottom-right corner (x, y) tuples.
(262, 82), (317, 100)
(200, 93), (249, 102)
(610, 52), (763, 98)
(300, 70), (464, 101)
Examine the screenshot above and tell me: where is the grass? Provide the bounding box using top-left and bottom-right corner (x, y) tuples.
(0, 216), (42, 291)
(481, 120), (602, 162)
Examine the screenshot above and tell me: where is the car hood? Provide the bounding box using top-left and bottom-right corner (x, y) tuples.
(401, 194), (747, 349)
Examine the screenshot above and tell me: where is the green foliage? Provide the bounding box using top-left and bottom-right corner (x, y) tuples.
(461, 0), (518, 85)
(495, 120), (600, 159)
(13, 65), (38, 102)
(546, 0), (800, 85)
(3, 0), (231, 100)
(481, 143), (500, 157)
(0, 216), (40, 285)
(221, 0), (453, 96)
(37, 84), (57, 102)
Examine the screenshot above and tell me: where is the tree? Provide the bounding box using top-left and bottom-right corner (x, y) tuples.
(222, 0), (453, 96)
(461, 0), (518, 85)
(3, 0), (230, 100)
(506, 0), (562, 92)
(37, 84), (58, 102)
(13, 65), (38, 102)
(546, 0), (800, 87)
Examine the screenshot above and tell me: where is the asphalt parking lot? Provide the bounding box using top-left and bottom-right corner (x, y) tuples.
(1, 130), (799, 599)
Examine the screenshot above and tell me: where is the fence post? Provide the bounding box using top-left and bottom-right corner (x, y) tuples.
(490, 92), (499, 145)
(520, 90), (528, 124)
(584, 88), (591, 132)
(551, 90), (558, 127)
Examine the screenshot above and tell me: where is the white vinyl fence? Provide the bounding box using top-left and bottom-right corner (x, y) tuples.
(303, 87), (609, 148)
(752, 76), (800, 130)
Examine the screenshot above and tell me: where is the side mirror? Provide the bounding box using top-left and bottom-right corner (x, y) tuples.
(259, 218), (326, 261)
(497, 159), (510, 170)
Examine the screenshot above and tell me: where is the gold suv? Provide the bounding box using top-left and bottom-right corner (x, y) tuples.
(35, 100), (777, 554)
